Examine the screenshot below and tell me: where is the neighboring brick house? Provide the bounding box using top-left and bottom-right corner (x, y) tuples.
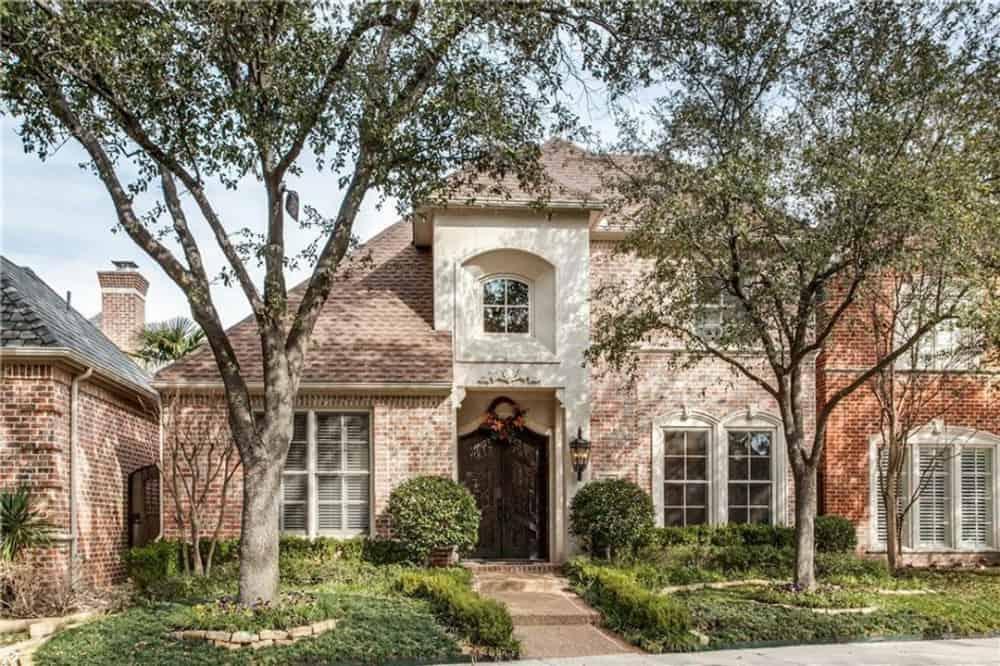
(0, 257), (159, 588)
(156, 140), (811, 561)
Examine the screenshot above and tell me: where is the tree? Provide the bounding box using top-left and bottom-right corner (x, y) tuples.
(161, 393), (240, 577)
(589, 1), (999, 589)
(862, 271), (986, 574)
(133, 316), (205, 371)
(1, 1), (602, 603)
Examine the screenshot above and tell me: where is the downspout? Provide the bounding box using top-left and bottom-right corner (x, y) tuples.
(69, 366), (93, 587)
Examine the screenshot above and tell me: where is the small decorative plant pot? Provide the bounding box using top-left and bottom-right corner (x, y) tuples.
(428, 545), (458, 567)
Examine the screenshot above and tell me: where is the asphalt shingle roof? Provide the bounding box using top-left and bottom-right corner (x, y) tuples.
(155, 221), (453, 386)
(1, 256), (153, 392)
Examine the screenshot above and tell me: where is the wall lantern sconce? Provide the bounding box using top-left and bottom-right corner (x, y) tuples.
(569, 427), (591, 481)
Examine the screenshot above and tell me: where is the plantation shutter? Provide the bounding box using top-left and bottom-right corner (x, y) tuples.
(960, 449), (993, 548)
(917, 446), (950, 547)
(280, 414), (309, 533)
(874, 448), (908, 546)
(315, 413), (370, 535)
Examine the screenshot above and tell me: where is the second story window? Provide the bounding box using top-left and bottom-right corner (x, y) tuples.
(483, 277), (530, 334)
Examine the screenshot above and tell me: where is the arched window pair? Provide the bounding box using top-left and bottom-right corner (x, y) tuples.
(482, 276), (530, 334)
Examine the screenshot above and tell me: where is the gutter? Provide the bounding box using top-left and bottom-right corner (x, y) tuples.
(150, 380), (454, 396)
(0, 347), (155, 401)
(69, 366), (93, 587)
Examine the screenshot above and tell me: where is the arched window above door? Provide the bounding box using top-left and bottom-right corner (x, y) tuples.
(482, 276), (530, 334)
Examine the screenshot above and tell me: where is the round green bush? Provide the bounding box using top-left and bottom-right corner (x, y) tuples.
(815, 515), (858, 553)
(569, 479), (654, 558)
(387, 476), (479, 560)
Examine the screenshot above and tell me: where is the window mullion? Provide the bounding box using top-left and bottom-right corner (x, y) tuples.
(952, 445), (962, 549)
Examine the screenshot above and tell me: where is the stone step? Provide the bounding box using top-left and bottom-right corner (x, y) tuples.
(474, 573), (570, 594)
(486, 590), (602, 626)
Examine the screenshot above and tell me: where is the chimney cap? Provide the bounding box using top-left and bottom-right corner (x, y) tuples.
(112, 260), (140, 271)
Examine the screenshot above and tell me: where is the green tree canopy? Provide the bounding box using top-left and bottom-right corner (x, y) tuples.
(589, 1), (999, 589)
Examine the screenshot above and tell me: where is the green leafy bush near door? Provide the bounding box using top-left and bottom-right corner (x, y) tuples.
(569, 479), (655, 558)
(386, 476), (480, 561)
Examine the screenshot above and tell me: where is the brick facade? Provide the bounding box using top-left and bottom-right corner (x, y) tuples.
(97, 268), (148, 355)
(161, 391), (454, 541)
(588, 241), (812, 522)
(0, 360), (158, 588)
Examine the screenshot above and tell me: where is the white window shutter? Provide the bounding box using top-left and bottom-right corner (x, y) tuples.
(917, 446), (950, 547)
(280, 413), (309, 533)
(874, 448), (908, 546)
(960, 449), (993, 547)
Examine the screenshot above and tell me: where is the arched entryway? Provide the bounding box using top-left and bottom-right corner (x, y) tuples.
(458, 398), (548, 560)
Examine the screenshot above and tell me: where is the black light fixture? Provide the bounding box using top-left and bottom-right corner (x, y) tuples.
(569, 427), (591, 481)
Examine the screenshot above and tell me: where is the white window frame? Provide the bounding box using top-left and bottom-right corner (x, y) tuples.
(868, 425), (1000, 552)
(652, 408), (788, 527)
(481, 274), (532, 336)
(277, 409), (374, 540)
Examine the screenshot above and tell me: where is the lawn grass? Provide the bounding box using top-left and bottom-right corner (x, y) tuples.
(35, 558), (468, 665)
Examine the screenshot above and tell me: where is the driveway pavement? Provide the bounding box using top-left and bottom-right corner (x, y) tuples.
(490, 637), (1000, 666)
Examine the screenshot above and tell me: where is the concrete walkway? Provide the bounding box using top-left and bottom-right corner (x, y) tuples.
(490, 637), (1000, 666)
(471, 568), (638, 659)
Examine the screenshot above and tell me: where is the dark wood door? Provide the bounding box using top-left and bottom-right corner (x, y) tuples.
(458, 428), (548, 559)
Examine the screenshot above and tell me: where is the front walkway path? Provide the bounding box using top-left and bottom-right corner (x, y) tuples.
(487, 637), (1000, 666)
(470, 567), (638, 659)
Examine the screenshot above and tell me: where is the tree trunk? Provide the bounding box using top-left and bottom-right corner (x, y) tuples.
(883, 468), (900, 575)
(238, 458), (282, 604)
(793, 467), (818, 591)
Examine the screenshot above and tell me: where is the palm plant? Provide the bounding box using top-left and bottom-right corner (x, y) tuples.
(133, 317), (205, 370)
(0, 488), (51, 561)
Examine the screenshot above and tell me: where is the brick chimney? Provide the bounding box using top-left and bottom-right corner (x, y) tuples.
(97, 260), (148, 355)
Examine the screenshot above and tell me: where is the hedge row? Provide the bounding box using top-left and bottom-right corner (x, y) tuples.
(653, 515), (856, 553)
(565, 559), (693, 652)
(396, 570), (517, 656)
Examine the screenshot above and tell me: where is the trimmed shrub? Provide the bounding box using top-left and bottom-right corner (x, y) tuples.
(653, 523), (794, 549)
(815, 515), (858, 553)
(397, 570), (517, 656)
(387, 476), (479, 560)
(569, 479), (654, 558)
(123, 540), (181, 592)
(565, 559), (692, 652)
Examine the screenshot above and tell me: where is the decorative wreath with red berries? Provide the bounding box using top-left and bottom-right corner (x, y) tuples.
(481, 396), (527, 443)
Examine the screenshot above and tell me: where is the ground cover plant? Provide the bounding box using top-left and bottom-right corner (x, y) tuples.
(567, 524), (1000, 652)
(33, 537), (500, 665)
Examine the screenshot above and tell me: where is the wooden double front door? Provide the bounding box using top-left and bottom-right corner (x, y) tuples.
(458, 428), (548, 560)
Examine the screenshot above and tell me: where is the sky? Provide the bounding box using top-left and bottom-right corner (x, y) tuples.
(0, 76), (643, 328)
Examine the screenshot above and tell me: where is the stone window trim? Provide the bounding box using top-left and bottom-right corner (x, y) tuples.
(868, 425), (1000, 553)
(481, 273), (532, 336)
(273, 408), (374, 540)
(651, 408), (789, 528)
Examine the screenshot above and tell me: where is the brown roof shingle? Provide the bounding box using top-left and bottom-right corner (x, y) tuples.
(155, 221), (452, 387)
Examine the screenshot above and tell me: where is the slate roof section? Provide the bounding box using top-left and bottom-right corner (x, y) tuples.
(155, 221), (453, 387)
(443, 138), (636, 212)
(1, 256), (153, 392)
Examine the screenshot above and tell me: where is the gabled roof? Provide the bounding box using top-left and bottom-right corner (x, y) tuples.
(441, 138), (635, 209)
(1, 256), (153, 393)
(155, 221), (452, 389)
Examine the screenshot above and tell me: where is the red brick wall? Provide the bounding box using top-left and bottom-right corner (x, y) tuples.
(588, 241), (812, 516)
(75, 380), (159, 587)
(161, 391), (454, 540)
(0, 362), (72, 583)
(0, 361), (158, 588)
(820, 369), (999, 550)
